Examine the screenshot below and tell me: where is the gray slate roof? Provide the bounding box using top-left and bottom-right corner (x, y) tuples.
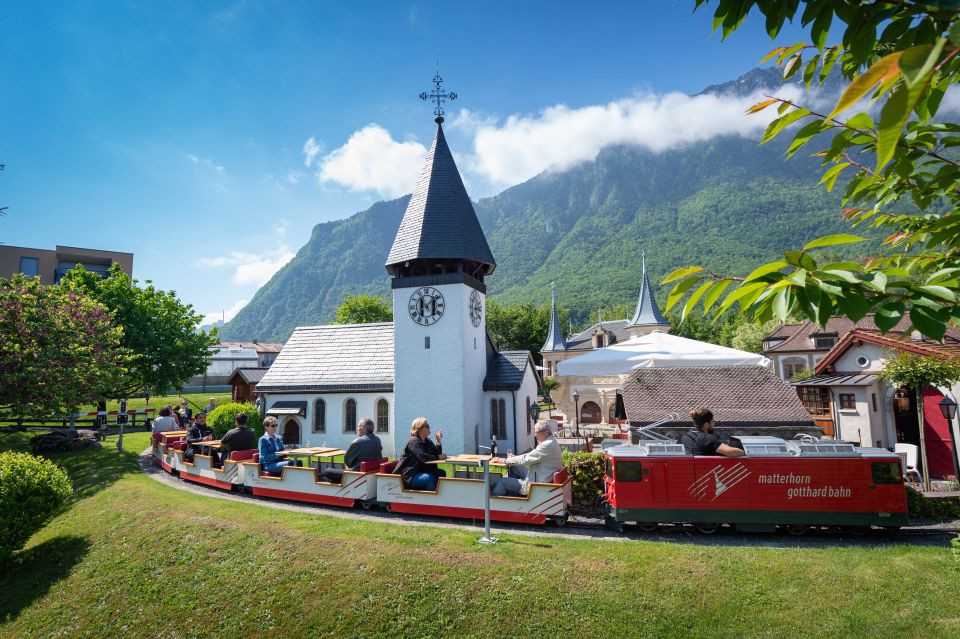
(627, 255), (669, 328)
(228, 367), (269, 384)
(257, 323), (394, 393)
(566, 319), (632, 351)
(484, 350), (535, 391)
(385, 123), (496, 272)
(541, 293), (567, 352)
(621, 366), (813, 427)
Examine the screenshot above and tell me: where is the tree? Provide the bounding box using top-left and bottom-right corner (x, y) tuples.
(333, 293), (393, 324)
(0, 275), (126, 421)
(60, 265), (216, 397)
(486, 300), (564, 360)
(731, 318), (785, 353)
(667, 1), (960, 339)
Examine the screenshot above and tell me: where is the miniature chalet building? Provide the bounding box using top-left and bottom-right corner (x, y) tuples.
(541, 255), (670, 426)
(227, 367), (268, 404)
(792, 328), (960, 479)
(257, 114), (539, 457)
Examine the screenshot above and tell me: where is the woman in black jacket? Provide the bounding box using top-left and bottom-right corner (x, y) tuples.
(394, 417), (447, 490)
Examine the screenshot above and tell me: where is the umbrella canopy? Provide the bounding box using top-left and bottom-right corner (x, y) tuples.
(555, 331), (770, 377)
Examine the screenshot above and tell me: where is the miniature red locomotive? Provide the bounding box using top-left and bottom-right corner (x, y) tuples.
(601, 436), (909, 534)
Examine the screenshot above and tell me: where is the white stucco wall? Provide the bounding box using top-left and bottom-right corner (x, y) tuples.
(832, 343), (888, 373)
(393, 282), (487, 456)
(263, 391), (396, 456)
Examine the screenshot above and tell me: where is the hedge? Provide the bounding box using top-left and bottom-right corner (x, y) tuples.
(0, 451), (73, 564)
(561, 450), (604, 514)
(206, 402), (264, 440)
(906, 486), (960, 520)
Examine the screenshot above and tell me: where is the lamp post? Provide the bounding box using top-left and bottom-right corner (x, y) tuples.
(937, 396), (960, 484)
(573, 390), (580, 438)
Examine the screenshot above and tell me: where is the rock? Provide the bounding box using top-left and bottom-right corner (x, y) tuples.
(30, 429), (101, 455)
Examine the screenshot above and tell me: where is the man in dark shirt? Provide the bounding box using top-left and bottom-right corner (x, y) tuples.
(220, 412), (256, 464)
(322, 418), (383, 483)
(681, 408), (745, 458)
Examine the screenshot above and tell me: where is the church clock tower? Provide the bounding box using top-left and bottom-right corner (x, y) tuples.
(385, 73), (496, 455)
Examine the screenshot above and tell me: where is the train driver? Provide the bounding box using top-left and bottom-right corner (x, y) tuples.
(682, 408), (745, 457)
(491, 420), (565, 496)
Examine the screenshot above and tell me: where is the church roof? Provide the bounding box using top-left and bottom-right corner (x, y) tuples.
(627, 254), (669, 328)
(541, 292), (567, 352)
(257, 323), (394, 393)
(484, 350), (537, 391)
(385, 123), (495, 272)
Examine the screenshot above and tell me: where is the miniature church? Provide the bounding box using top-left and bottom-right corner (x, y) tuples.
(257, 75), (540, 457)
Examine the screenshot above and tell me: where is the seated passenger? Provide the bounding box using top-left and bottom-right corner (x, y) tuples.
(218, 412), (256, 467)
(322, 418), (383, 483)
(258, 417), (294, 474)
(491, 420), (564, 496)
(151, 407), (180, 434)
(681, 408), (745, 458)
(392, 417), (447, 490)
(184, 412), (214, 462)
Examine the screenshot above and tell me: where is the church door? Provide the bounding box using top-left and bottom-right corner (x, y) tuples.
(283, 419), (300, 446)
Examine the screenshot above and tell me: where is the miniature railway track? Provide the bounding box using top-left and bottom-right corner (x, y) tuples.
(141, 452), (960, 541)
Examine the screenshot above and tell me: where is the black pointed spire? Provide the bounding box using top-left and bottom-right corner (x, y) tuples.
(541, 287), (567, 352)
(627, 251), (669, 329)
(385, 120), (495, 277)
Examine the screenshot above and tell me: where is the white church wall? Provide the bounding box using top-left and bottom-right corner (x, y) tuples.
(393, 282), (487, 456)
(264, 391), (395, 457)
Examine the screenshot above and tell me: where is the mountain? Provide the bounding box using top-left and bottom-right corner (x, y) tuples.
(220, 71), (858, 342)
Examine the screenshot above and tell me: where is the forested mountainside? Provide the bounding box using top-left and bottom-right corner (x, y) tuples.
(221, 71), (861, 342)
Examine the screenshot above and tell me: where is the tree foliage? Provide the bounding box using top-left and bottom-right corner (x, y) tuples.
(61, 265), (216, 397)
(206, 402), (264, 440)
(878, 352), (960, 389)
(333, 293), (393, 324)
(0, 451), (73, 564)
(0, 275), (126, 420)
(486, 300), (568, 360)
(668, 1), (960, 339)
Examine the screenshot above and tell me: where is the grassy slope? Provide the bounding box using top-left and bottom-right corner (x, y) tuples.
(1, 433), (959, 639)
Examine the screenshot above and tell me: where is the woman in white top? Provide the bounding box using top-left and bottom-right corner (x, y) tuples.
(151, 406), (180, 434)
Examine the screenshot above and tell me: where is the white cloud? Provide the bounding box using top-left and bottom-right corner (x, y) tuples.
(201, 298), (249, 326)
(316, 125), (428, 198)
(286, 170), (305, 184)
(200, 247), (295, 286)
(303, 137), (323, 167)
(186, 153), (225, 173)
(456, 86), (806, 189)
(273, 218), (289, 239)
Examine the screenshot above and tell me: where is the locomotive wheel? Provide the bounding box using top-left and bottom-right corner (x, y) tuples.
(636, 522), (659, 532)
(784, 524), (810, 536)
(694, 522), (720, 534)
(550, 515), (568, 527)
(605, 516), (624, 533)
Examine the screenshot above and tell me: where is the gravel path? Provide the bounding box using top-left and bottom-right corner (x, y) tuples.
(140, 450), (960, 548)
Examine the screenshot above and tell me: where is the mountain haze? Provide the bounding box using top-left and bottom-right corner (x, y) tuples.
(221, 70), (857, 342)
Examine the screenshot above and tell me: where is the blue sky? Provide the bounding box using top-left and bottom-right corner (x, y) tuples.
(1, 0), (815, 326)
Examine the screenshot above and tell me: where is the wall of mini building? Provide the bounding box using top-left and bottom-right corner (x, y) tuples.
(263, 391), (396, 456)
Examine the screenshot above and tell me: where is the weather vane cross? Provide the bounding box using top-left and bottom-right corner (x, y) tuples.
(419, 68), (457, 122)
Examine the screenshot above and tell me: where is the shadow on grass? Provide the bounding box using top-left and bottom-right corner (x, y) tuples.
(55, 445), (144, 503)
(0, 535), (90, 622)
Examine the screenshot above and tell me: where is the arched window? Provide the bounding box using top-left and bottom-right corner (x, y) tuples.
(490, 398), (507, 439)
(313, 399), (325, 433)
(344, 398), (357, 432)
(376, 398), (389, 432)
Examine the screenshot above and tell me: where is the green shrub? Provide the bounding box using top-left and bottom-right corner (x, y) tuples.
(206, 402), (263, 440)
(0, 451), (73, 564)
(561, 450), (604, 513)
(906, 486), (960, 520)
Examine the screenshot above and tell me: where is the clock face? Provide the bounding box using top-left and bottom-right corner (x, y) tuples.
(469, 290), (483, 327)
(408, 287), (445, 326)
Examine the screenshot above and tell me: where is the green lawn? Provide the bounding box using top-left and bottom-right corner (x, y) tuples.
(1, 432), (959, 639)
(78, 392), (234, 414)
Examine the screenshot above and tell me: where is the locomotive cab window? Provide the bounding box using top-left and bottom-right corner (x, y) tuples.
(871, 461), (903, 484)
(615, 461), (644, 482)
(605, 458), (613, 478)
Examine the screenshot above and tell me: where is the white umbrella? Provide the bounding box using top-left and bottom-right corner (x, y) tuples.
(555, 331), (770, 376)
